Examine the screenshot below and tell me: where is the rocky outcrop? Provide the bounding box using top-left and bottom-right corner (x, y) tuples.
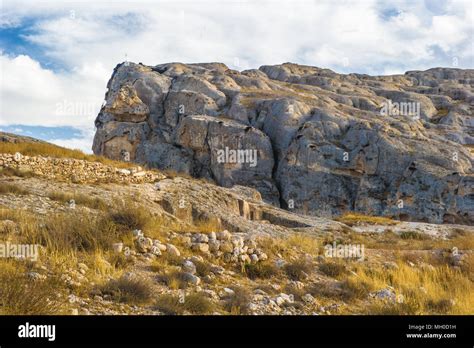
(93, 62), (474, 224)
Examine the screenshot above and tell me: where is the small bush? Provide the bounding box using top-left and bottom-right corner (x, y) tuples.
(224, 286), (251, 314)
(158, 271), (189, 290)
(182, 293), (215, 314)
(284, 260), (313, 281)
(319, 261), (348, 278)
(284, 284), (306, 302)
(101, 276), (153, 304)
(154, 294), (183, 314)
(162, 253), (183, 267)
(194, 260), (212, 277)
(339, 279), (373, 301)
(108, 201), (151, 231)
(243, 262), (280, 280)
(154, 293), (215, 315)
(108, 252), (134, 270)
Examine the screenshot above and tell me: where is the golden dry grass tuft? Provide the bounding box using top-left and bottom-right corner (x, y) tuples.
(258, 234), (319, 258)
(319, 261), (349, 278)
(0, 182), (30, 195)
(0, 167), (36, 178)
(101, 276), (154, 304)
(154, 293), (215, 315)
(284, 259), (313, 281)
(243, 262), (280, 280)
(47, 190), (108, 210)
(349, 262), (474, 314)
(224, 286), (252, 315)
(0, 261), (64, 314)
(335, 212), (399, 226)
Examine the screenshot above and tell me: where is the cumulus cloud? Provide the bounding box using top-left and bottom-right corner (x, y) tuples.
(0, 53), (107, 126)
(0, 0), (473, 151)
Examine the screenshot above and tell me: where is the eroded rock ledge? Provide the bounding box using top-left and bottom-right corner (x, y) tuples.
(93, 62), (473, 224)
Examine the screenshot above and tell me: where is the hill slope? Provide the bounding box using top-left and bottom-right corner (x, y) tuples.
(0, 135), (472, 315)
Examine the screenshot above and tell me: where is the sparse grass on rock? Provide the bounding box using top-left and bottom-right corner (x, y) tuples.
(0, 182), (30, 195)
(0, 167), (36, 178)
(101, 276), (154, 304)
(243, 262), (280, 280)
(319, 261), (348, 278)
(283, 260), (313, 281)
(0, 262), (63, 315)
(224, 286), (252, 315)
(336, 212), (399, 226)
(154, 293), (215, 315)
(47, 190), (107, 210)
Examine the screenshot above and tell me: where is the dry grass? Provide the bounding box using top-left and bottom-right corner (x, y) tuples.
(154, 293), (215, 315)
(400, 231), (429, 240)
(284, 259), (313, 281)
(157, 271), (189, 290)
(224, 286), (252, 315)
(243, 262), (280, 280)
(0, 141), (134, 169)
(101, 276), (154, 304)
(239, 87), (317, 108)
(194, 260), (212, 278)
(0, 261), (64, 314)
(284, 283), (307, 302)
(349, 262), (474, 314)
(26, 212), (120, 253)
(0, 167), (36, 178)
(0, 182), (30, 195)
(359, 230), (474, 251)
(108, 200), (152, 232)
(335, 212), (399, 226)
(258, 234), (319, 258)
(192, 218), (222, 234)
(47, 190), (108, 210)
(319, 261), (348, 278)
(107, 252), (134, 270)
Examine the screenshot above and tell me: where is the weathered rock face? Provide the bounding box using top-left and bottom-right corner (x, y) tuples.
(93, 62), (474, 224)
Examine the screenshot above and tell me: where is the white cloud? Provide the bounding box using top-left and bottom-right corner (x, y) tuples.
(0, 53), (106, 128)
(0, 0), (473, 151)
(50, 130), (95, 154)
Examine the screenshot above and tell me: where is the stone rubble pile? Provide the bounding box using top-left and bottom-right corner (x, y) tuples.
(0, 153), (164, 184)
(184, 230), (268, 264)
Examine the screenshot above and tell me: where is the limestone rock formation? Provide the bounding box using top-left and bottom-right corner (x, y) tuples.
(93, 62), (473, 224)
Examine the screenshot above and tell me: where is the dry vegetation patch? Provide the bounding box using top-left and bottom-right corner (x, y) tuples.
(335, 213), (399, 226)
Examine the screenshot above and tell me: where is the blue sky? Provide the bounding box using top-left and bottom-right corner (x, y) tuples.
(0, 0), (473, 153)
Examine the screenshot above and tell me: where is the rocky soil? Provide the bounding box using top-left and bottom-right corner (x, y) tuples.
(93, 62), (473, 224)
(0, 133), (473, 315)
